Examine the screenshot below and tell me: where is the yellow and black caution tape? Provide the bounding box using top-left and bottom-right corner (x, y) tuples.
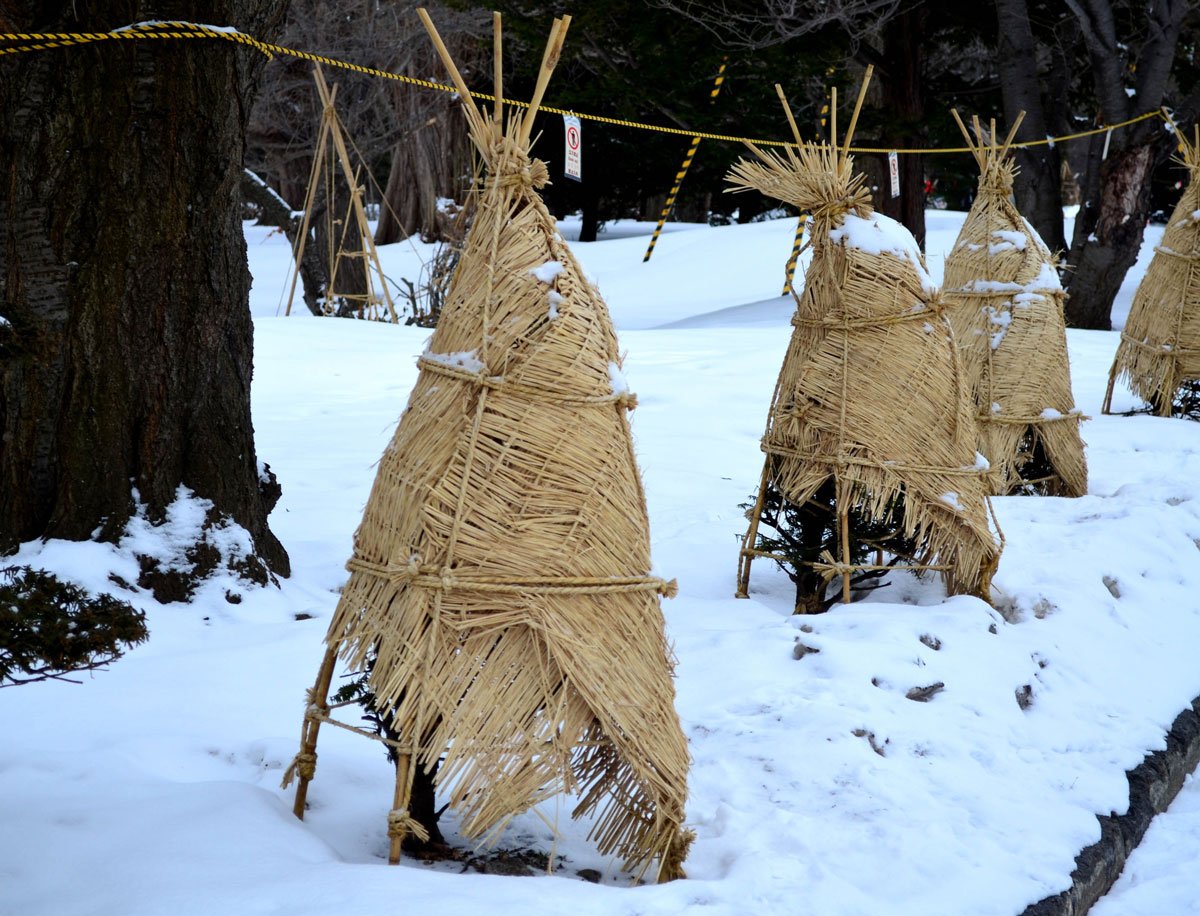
(643, 58), (728, 263)
(0, 22), (1167, 154)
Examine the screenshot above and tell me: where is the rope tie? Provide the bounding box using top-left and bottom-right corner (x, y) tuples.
(791, 306), (941, 329)
(762, 440), (994, 478)
(387, 808), (431, 844)
(1117, 331), (1198, 356)
(417, 356), (638, 409)
(344, 556), (678, 598)
(280, 750), (317, 789)
(0, 24), (1168, 152)
(491, 158), (550, 191)
(981, 410), (1088, 425)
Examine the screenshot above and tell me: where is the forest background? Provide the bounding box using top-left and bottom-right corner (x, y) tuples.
(248, 0), (1200, 331)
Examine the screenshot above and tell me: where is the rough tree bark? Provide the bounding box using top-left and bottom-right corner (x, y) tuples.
(994, 0), (1067, 255)
(1062, 0), (1188, 329)
(872, 6), (928, 249)
(0, 1), (291, 598)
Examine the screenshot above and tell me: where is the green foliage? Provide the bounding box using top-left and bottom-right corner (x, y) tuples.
(0, 566), (148, 687)
(750, 478), (917, 614)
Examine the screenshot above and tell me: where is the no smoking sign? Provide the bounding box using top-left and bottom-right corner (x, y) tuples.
(563, 114), (582, 181)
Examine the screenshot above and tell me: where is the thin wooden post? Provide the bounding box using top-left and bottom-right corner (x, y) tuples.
(736, 461), (772, 598)
(388, 754), (413, 865)
(283, 82), (336, 317)
(291, 644), (339, 819)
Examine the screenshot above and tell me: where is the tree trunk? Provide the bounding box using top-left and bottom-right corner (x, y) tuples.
(375, 85), (474, 245)
(1060, 0), (1187, 329)
(1064, 138), (1159, 329)
(875, 6), (928, 250)
(994, 0), (1066, 254)
(241, 169), (326, 316)
(0, 1), (290, 596)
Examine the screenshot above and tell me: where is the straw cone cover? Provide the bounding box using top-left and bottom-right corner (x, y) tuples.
(322, 81), (691, 877)
(1109, 131), (1200, 415)
(729, 141), (1001, 597)
(942, 137), (1087, 496)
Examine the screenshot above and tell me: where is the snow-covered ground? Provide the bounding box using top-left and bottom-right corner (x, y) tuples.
(4, 209), (1199, 916)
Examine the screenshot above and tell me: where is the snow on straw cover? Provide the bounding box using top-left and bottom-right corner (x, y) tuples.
(290, 10), (692, 882)
(941, 111), (1087, 497)
(1107, 119), (1200, 415)
(725, 84), (1001, 599)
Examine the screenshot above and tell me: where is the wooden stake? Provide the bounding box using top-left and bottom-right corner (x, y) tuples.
(949, 109), (979, 169)
(417, 8), (488, 139)
(1101, 364), (1118, 415)
(283, 127), (329, 316)
(839, 494), (851, 606)
(999, 111), (1026, 157)
(775, 83), (804, 148)
(841, 64), (874, 157)
(519, 15), (571, 146)
(388, 753), (413, 865)
(292, 644), (339, 819)
(830, 86), (838, 153)
(736, 462), (772, 598)
(492, 11), (503, 126)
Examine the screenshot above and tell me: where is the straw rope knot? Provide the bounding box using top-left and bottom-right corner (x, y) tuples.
(280, 750), (317, 788)
(392, 556), (422, 585)
(387, 808), (430, 844)
(979, 162), (1015, 195)
(658, 578), (679, 599)
(617, 390), (639, 411)
(489, 137), (550, 190)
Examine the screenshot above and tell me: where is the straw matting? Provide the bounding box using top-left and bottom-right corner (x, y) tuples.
(730, 141), (1001, 598)
(319, 89), (691, 877)
(942, 135), (1087, 496)
(1108, 131), (1200, 415)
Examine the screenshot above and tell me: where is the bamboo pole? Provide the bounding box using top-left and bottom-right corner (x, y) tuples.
(735, 462), (772, 598)
(291, 644), (339, 819)
(283, 78), (337, 317)
(417, 8), (488, 140)
(776, 83), (804, 148)
(839, 499), (852, 605)
(841, 64), (874, 157)
(518, 15), (570, 147)
(492, 11), (503, 126)
(317, 68), (397, 322)
(388, 753), (413, 865)
(830, 86), (838, 156)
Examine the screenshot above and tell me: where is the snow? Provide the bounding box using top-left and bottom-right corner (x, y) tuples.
(608, 360), (629, 394)
(3, 209), (1200, 915)
(530, 260), (566, 284)
(421, 347), (485, 374)
(120, 485), (254, 575)
(828, 211), (936, 294)
(989, 229), (1028, 254)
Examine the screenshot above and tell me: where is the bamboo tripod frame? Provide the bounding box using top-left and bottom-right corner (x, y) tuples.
(735, 73), (873, 609)
(284, 66), (398, 323)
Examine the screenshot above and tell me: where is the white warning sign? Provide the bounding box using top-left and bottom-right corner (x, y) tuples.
(888, 150), (900, 198)
(563, 114), (582, 182)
